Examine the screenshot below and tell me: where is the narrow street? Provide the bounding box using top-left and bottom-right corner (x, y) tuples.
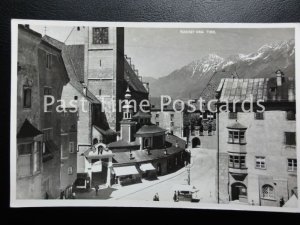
(76, 146), (217, 203)
(114, 148), (217, 203)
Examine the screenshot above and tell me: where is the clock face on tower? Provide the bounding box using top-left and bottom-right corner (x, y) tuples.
(92, 27), (109, 44)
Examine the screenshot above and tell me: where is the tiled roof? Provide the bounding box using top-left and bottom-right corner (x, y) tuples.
(136, 125), (166, 135)
(113, 146), (184, 164)
(42, 35), (100, 104)
(17, 119), (43, 139)
(107, 140), (140, 149)
(216, 77), (295, 103)
(165, 134), (186, 149)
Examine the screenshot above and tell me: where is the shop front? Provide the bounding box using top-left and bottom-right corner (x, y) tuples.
(113, 166), (141, 186)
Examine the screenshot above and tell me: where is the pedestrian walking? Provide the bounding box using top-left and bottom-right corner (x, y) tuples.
(153, 193), (159, 201)
(173, 191), (178, 202)
(95, 184), (99, 196)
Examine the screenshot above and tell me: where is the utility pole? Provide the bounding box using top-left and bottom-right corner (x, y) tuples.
(186, 164), (191, 185)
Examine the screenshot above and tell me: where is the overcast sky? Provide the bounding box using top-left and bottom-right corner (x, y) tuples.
(31, 25), (294, 79)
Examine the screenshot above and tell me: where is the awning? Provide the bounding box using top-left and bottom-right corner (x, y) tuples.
(113, 166), (139, 176)
(17, 119), (43, 139)
(140, 163), (155, 172)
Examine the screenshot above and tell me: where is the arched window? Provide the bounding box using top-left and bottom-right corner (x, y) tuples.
(262, 184), (274, 199)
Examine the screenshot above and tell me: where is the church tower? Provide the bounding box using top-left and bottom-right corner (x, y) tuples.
(64, 26), (125, 131)
(120, 87), (136, 143)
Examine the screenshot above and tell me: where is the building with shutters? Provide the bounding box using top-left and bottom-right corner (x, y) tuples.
(215, 70), (297, 207)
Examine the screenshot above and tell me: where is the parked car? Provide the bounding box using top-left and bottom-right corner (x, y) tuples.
(173, 184), (200, 202)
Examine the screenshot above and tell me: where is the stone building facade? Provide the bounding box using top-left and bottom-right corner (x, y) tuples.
(215, 71), (297, 207)
(64, 26), (149, 131)
(17, 25), (44, 199)
(17, 25), (77, 199)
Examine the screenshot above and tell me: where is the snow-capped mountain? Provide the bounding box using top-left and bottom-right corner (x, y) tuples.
(149, 39), (295, 99)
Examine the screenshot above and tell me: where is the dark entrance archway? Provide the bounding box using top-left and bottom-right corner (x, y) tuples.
(231, 182), (247, 201)
(192, 137), (201, 148)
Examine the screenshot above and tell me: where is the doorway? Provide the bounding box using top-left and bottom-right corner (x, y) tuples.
(192, 137), (200, 148)
(231, 182), (247, 201)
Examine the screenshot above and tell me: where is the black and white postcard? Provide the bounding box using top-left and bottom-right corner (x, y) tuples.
(10, 20), (300, 212)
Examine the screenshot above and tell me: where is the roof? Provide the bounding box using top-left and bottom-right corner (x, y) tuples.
(124, 58), (148, 94)
(132, 110), (152, 119)
(165, 134), (186, 149)
(216, 77), (295, 103)
(42, 35), (100, 104)
(226, 121), (247, 130)
(113, 146), (185, 164)
(18, 25), (42, 38)
(17, 119), (43, 139)
(107, 140), (140, 149)
(136, 125), (166, 135)
(93, 125), (116, 136)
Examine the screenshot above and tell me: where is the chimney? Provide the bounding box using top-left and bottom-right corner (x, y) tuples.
(24, 24), (30, 29)
(276, 70), (284, 87)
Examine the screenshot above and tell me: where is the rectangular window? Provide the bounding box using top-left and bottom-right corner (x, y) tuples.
(287, 111), (296, 121)
(99, 89), (101, 96)
(43, 128), (53, 142)
(170, 121), (174, 127)
(255, 156), (266, 169)
(288, 159), (297, 172)
(156, 114), (159, 118)
(285, 132), (296, 146)
(46, 54), (51, 69)
(156, 122), (159, 126)
(17, 143), (33, 177)
(68, 167), (73, 175)
(99, 60), (102, 67)
(23, 86), (31, 108)
(44, 87), (53, 112)
(228, 112), (237, 119)
(92, 27), (109, 44)
(255, 112), (264, 120)
(69, 142), (74, 153)
(170, 114), (174, 121)
(228, 130), (246, 144)
(229, 154), (246, 169)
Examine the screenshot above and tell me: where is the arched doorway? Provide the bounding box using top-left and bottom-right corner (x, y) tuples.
(192, 137), (200, 148)
(231, 182), (247, 201)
